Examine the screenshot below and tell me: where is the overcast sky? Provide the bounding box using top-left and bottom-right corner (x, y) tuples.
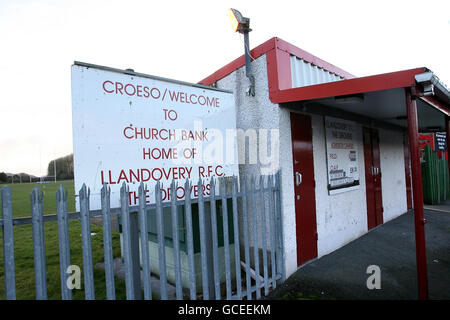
(1, 0), (449, 176)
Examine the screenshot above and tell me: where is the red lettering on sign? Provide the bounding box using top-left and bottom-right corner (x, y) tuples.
(102, 81), (114, 93)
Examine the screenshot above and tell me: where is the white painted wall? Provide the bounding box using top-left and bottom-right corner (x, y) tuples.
(212, 53), (409, 279)
(277, 107), (297, 277)
(378, 128), (407, 222)
(309, 114), (369, 258)
(216, 55), (298, 277)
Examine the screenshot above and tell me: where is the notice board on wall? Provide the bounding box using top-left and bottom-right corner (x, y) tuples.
(71, 62), (238, 211)
(434, 132), (447, 151)
(324, 116), (360, 195)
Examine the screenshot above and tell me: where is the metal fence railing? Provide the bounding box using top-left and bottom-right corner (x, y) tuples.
(0, 172), (284, 300)
(422, 144), (450, 204)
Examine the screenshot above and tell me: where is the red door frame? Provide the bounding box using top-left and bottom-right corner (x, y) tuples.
(290, 113), (318, 266)
(363, 127), (384, 230)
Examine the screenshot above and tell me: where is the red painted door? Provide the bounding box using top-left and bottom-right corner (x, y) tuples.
(363, 127), (383, 230)
(290, 113), (318, 266)
(403, 133), (413, 210)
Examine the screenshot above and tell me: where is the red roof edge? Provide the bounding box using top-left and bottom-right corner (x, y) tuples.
(271, 67), (427, 104)
(198, 37), (355, 88)
(198, 37), (428, 108)
(198, 37), (277, 86)
(274, 38), (356, 80)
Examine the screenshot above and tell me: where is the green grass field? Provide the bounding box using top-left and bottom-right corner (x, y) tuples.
(0, 180), (127, 300)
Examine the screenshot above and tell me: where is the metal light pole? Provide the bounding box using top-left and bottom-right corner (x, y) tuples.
(243, 32), (255, 96)
(229, 8), (255, 96)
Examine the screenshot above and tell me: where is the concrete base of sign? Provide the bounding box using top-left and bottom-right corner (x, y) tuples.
(120, 235), (236, 294)
(95, 257), (177, 299)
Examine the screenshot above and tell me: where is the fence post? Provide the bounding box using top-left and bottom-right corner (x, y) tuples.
(197, 178), (210, 300)
(56, 185), (72, 300)
(232, 175), (242, 299)
(101, 184), (116, 300)
(275, 171), (285, 282)
(436, 156), (441, 203)
(241, 175), (252, 300)
(204, 185), (215, 300)
(170, 180), (183, 300)
(120, 182), (135, 299)
(267, 175), (277, 289)
(31, 186), (47, 300)
(129, 210), (142, 300)
(221, 177), (232, 299)
(250, 175), (261, 299)
(209, 178), (221, 300)
(443, 160), (447, 201)
(259, 176), (269, 296)
(119, 182), (142, 300)
(138, 183), (152, 300)
(155, 180), (168, 300)
(79, 184), (95, 300)
(184, 178), (196, 299)
(1, 186), (16, 300)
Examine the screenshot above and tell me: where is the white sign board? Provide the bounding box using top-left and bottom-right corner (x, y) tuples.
(324, 116), (360, 195)
(71, 63), (238, 211)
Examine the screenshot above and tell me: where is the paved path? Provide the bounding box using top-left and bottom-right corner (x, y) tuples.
(266, 210), (450, 300)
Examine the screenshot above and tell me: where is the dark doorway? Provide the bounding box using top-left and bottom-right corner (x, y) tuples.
(363, 127), (384, 229)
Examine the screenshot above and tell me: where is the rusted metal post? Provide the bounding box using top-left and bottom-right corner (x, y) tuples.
(406, 87), (429, 300)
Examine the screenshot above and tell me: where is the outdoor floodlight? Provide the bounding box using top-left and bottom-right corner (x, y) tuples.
(228, 8), (251, 33)
(228, 8), (255, 96)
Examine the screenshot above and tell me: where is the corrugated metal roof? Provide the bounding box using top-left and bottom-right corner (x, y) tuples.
(290, 55), (344, 88)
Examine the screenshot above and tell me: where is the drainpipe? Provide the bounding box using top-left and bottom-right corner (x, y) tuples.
(406, 87), (429, 300)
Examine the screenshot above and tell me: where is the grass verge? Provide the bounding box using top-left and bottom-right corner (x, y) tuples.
(0, 180), (127, 299)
